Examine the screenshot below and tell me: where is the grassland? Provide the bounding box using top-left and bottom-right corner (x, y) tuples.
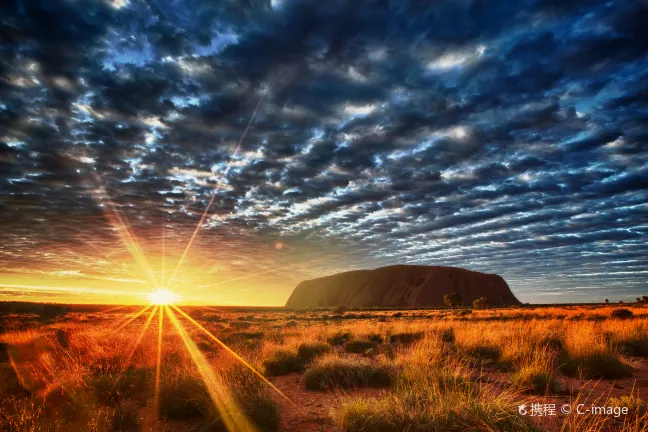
(1, 303), (648, 431)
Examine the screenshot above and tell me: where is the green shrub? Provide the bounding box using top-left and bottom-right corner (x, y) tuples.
(389, 332), (424, 345)
(159, 375), (211, 419)
(510, 365), (560, 395)
(472, 297), (489, 309)
(558, 352), (633, 379)
(297, 342), (332, 363)
(328, 331), (352, 346)
(303, 356), (396, 391)
(262, 350), (304, 376)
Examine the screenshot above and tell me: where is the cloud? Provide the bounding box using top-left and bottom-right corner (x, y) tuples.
(1, 0), (647, 304)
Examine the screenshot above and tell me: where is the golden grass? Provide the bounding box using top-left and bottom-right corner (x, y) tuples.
(1, 304), (648, 431)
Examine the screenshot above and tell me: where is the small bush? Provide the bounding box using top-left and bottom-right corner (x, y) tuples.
(262, 350), (303, 376)
(303, 356), (396, 390)
(367, 333), (384, 344)
(230, 321), (252, 330)
(611, 308), (633, 319)
(510, 365), (560, 395)
(297, 342), (332, 363)
(284, 320), (298, 328)
(328, 331), (352, 346)
(345, 340), (378, 354)
(159, 375), (210, 419)
(558, 352), (633, 379)
(332, 306), (348, 314)
(473, 297), (489, 309)
(389, 332), (424, 345)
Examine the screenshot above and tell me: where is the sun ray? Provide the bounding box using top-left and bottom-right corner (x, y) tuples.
(117, 305), (158, 377)
(170, 305), (295, 406)
(90, 175), (160, 289)
(111, 305), (152, 334)
(165, 306), (259, 432)
(152, 305), (164, 422)
(165, 94), (265, 291)
(99, 304), (133, 315)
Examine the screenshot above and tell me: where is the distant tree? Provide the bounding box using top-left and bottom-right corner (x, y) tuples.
(605, 299), (609, 304)
(619, 300), (624, 304)
(643, 296), (648, 303)
(637, 298), (642, 303)
(444, 293), (463, 309)
(472, 297), (489, 309)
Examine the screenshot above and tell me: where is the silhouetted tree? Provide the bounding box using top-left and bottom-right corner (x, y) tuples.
(642, 296), (648, 303)
(605, 299), (609, 304)
(444, 293), (463, 309)
(472, 297), (488, 309)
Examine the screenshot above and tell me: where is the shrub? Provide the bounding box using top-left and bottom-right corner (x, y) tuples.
(332, 305), (348, 314)
(367, 333), (384, 343)
(284, 320), (298, 328)
(472, 297), (489, 309)
(159, 375), (211, 419)
(558, 351), (633, 379)
(230, 321), (252, 330)
(510, 365), (560, 395)
(328, 331), (352, 346)
(455, 309), (472, 316)
(344, 340), (379, 354)
(610, 308), (633, 319)
(303, 356), (396, 390)
(262, 350), (303, 376)
(334, 358), (532, 432)
(389, 332), (425, 345)
(90, 368), (148, 405)
(444, 293), (463, 309)
(297, 342), (332, 363)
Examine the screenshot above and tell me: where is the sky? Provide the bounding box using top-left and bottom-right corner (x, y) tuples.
(1, 0), (647, 305)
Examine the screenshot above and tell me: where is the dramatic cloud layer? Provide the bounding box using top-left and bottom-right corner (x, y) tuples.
(1, 0), (647, 304)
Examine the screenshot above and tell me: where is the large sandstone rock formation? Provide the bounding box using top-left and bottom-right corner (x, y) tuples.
(285, 265), (520, 308)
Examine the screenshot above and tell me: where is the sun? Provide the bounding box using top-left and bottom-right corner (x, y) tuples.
(148, 288), (179, 305)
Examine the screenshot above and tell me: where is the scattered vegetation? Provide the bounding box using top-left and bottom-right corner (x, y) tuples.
(297, 342), (332, 363)
(2, 303), (648, 431)
(303, 355), (396, 390)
